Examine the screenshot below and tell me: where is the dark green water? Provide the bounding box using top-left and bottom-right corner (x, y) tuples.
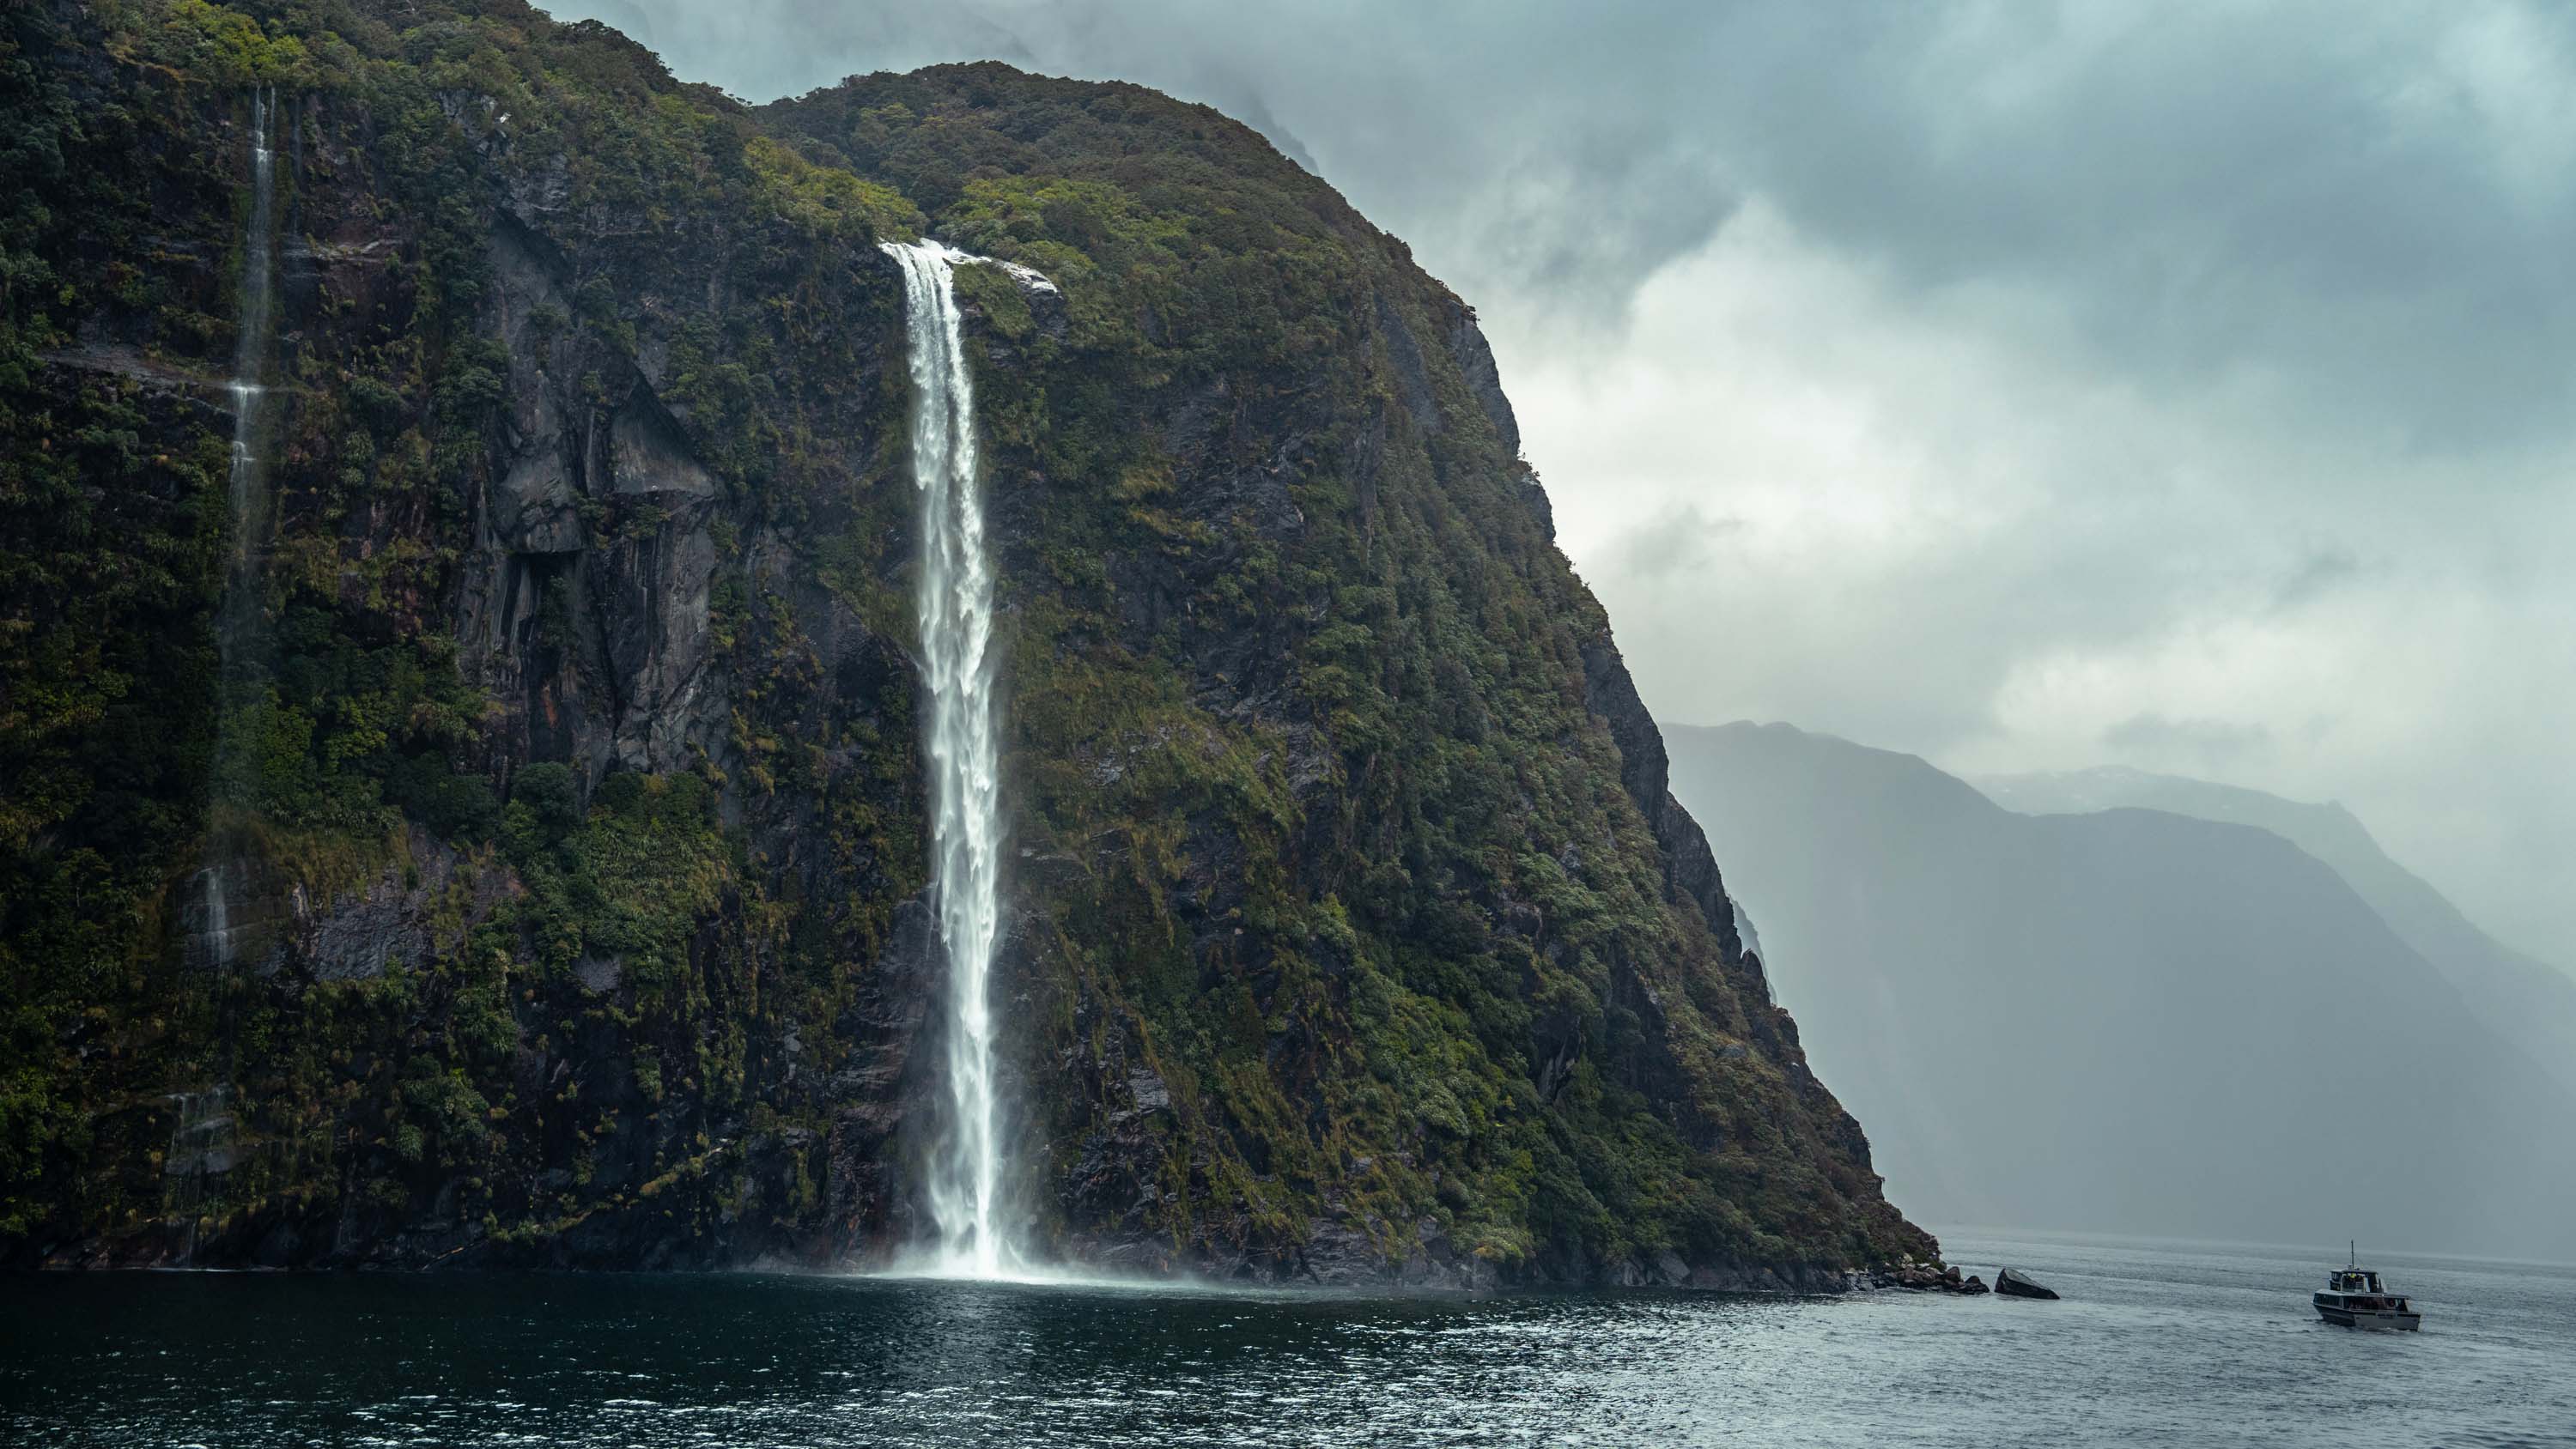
(4, 1233), (2572, 1446)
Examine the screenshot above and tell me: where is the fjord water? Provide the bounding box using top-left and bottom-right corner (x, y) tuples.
(8, 1234), (2571, 1446)
(880, 240), (1015, 1276)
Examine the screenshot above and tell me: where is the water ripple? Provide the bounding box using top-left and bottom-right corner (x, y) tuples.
(4, 1234), (2572, 1446)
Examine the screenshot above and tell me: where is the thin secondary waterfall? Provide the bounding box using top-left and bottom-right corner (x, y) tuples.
(195, 86), (281, 971)
(880, 239), (1014, 1277)
(162, 1085), (237, 1262)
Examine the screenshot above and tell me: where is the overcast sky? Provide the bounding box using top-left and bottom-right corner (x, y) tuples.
(552, 0), (2576, 966)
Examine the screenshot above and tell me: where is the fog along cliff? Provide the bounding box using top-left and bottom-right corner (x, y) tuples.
(0, 0), (1929, 1286)
(1668, 723), (2576, 1260)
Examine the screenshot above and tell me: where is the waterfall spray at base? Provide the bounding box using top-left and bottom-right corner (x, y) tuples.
(195, 85), (281, 972)
(881, 239), (1017, 1279)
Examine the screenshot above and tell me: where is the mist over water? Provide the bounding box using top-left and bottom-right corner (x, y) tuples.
(881, 239), (1014, 1277)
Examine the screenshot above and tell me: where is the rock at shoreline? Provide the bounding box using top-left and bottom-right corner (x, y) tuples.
(1876, 1260), (1990, 1294)
(1996, 1266), (2061, 1300)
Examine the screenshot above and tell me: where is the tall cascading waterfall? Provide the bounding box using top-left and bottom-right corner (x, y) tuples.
(164, 88), (278, 1258)
(880, 240), (1017, 1277)
(193, 85), (283, 971)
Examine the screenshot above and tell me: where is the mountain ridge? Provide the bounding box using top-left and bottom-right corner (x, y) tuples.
(1974, 762), (2576, 1103)
(1664, 720), (2576, 1259)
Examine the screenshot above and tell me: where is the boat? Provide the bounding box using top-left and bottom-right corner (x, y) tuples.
(2313, 1244), (2421, 1331)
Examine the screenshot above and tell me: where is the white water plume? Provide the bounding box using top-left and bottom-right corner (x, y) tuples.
(879, 239), (1016, 1278)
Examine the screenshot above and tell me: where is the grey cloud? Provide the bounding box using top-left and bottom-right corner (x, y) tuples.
(2272, 545), (2367, 611)
(1599, 505), (1744, 580)
(1680, 2), (2576, 454)
(2101, 712), (2273, 762)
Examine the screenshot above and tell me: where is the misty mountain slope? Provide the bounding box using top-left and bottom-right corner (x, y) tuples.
(1666, 722), (2576, 1259)
(1977, 766), (2576, 1103)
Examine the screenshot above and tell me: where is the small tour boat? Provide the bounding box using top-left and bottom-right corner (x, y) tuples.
(2313, 1246), (2421, 1331)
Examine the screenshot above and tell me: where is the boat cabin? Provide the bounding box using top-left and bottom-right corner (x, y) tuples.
(2318, 1270), (2409, 1313)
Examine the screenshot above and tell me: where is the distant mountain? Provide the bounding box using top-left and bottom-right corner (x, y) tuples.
(1666, 722), (2576, 1259)
(1975, 767), (2576, 1104)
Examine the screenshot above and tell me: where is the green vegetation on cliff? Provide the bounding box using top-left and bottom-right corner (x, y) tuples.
(0, 0), (1929, 1280)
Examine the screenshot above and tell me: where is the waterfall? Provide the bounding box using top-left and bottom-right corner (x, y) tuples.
(197, 86), (280, 970)
(880, 239), (1015, 1277)
(221, 84), (280, 662)
(162, 1085), (238, 1264)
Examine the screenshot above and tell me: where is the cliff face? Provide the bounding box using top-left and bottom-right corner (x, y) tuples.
(0, 0), (1929, 1283)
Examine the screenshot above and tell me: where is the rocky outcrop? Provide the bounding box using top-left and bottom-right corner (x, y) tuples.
(1995, 1266), (2059, 1300)
(458, 216), (728, 780)
(1879, 1261), (1990, 1295)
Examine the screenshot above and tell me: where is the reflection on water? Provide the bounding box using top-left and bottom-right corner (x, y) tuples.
(3, 1233), (2573, 1447)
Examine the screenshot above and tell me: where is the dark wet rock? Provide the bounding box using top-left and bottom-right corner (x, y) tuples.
(185, 829), (505, 985)
(1996, 1266), (2061, 1300)
(1298, 1217), (1394, 1285)
(1121, 1066), (1171, 1118)
(573, 955), (623, 994)
(1874, 1259), (1994, 1296)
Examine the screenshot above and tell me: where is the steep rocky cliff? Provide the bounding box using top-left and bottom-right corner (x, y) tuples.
(0, 0), (1930, 1284)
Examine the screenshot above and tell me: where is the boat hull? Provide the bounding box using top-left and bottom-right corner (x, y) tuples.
(2315, 1300), (2421, 1331)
